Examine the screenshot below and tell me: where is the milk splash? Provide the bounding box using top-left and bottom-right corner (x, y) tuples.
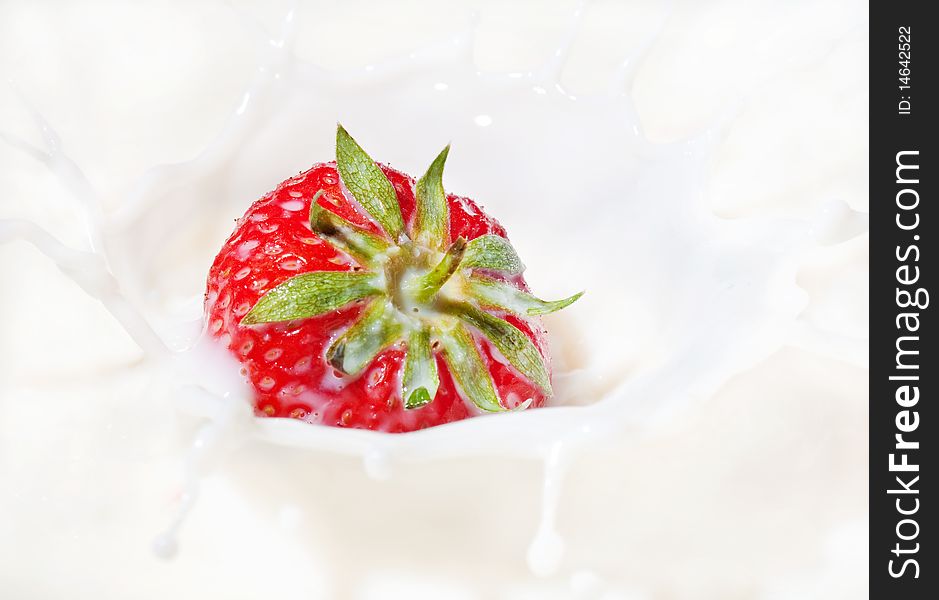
(0, 1), (865, 577)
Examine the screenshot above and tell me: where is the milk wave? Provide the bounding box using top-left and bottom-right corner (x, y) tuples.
(0, 2), (866, 577)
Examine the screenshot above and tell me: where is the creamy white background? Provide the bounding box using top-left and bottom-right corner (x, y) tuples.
(0, 1), (868, 599)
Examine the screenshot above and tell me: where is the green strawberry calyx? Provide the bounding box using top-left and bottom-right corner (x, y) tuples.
(241, 124), (583, 412)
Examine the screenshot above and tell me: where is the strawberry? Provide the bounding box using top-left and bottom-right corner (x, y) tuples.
(204, 125), (581, 433)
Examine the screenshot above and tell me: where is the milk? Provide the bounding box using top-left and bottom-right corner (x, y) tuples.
(0, 1), (868, 598)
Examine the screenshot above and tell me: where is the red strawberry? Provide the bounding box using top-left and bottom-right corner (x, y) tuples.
(204, 125), (581, 433)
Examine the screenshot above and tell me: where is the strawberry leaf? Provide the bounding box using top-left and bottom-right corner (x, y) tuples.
(336, 125), (406, 241)
(460, 235), (525, 274)
(438, 323), (504, 412)
(309, 190), (392, 266)
(402, 327), (438, 409)
(451, 303), (552, 395)
(326, 298), (403, 376)
(241, 271), (381, 325)
(413, 145), (450, 250)
(466, 275), (583, 316)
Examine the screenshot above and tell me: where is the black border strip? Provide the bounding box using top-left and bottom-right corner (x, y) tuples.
(871, 3), (934, 596)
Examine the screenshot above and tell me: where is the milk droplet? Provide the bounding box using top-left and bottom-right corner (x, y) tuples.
(363, 447), (392, 480)
(570, 570), (602, 596)
(151, 533), (178, 559)
(473, 114), (493, 127)
(527, 526), (565, 577)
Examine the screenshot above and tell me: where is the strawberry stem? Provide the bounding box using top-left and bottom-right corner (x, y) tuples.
(411, 237), (466, 303)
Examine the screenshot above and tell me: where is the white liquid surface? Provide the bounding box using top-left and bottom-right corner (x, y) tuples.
(0, 1), (868, 598)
